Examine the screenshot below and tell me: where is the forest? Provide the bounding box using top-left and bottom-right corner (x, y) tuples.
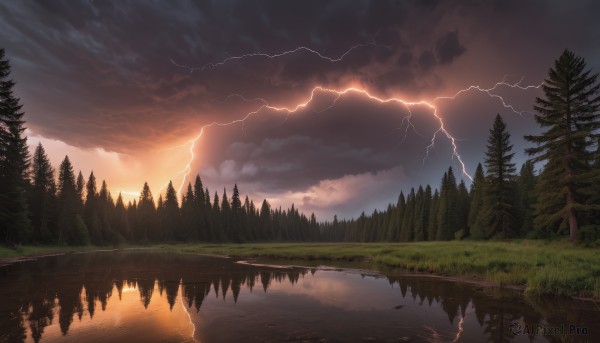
(1, 48), (599, 247)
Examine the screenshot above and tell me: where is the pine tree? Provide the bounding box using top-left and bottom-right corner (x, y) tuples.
(388, 192), (405, 241)
(230, 184), (243, 242)
(76, 172), (85, 205)
(57, 156), (89, 245)
(84, 172), (102, 244)
(516, 161), (536, 236)
(482, 114), (516, 239)
(113, 193), (131, 241)
(98, 180), (116, 243)
(400, 188), (415, 241)
(436, 167), (458, 240)
(413, 186), (428, 241)
(181, 183), (199, 241)
(427, 189), (439, 240)
(127, 199), (137, 237)
(221, 188), (231, 240)
(211, 191), (223, 241)
(525, 50), (600, 241)
(164, 181), (180, 241)
(455, 180), (470, 239)
(242, 195), (255, 241)
(468, 163), (486, 239)
(193, 175), (208, 239)
(0, 48), (31, 243)
(135, 182), (155, 242)
(29, 143), (57, 242)
(155, 194), (164, 240)
(259, 199), (272, 240)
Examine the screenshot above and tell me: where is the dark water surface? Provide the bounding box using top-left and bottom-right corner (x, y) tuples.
(0, 251), (598, 343)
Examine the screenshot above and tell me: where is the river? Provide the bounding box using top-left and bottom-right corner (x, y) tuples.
(0, 251), (597, 342)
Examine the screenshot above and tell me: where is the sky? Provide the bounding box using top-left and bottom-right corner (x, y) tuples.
(1, 0), (600, 220)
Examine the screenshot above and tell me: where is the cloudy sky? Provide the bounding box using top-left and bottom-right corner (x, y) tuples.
(1, 0), (599, 219)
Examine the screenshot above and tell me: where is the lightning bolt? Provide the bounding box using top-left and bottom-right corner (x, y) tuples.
(170, 42), (390, 73)
(163, 43), (543, 195)
(169, 77), (542, 194)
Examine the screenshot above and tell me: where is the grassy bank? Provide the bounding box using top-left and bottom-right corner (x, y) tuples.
(1, 240), (599, 299)
(155, 240), (600, 299)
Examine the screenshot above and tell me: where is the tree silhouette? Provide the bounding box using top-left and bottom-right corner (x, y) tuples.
(525, 49), (600, 240)
(515, 161), (536, 237)
(482, 114), (516, 238)
(135, 182), (155, 242)
(468, 163), (486, 238)
(0, 48), (31, 243)
(84, 172), (102, 244)
(30, 143), (56, 243)
(436, 167), (458, 240)
(164, 181), (180, 241)
(57, 156), (89, 245)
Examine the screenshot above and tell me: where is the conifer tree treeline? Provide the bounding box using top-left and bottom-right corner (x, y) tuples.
(1, 48), (599, 245)
(323, 114), (534, 242)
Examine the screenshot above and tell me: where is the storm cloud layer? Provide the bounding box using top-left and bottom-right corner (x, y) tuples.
(1, 0), (599, 219)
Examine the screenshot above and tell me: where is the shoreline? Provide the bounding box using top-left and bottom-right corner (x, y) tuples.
(231, 257), (600, 304)
(1, 241), (598, 302)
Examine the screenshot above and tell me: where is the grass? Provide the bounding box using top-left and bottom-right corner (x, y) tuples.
(1, 240), (599, 299)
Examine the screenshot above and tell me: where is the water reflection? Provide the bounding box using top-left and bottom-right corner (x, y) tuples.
(0, 251), (597, 343)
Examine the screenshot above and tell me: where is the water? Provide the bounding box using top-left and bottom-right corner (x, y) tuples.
(0, 251), (597, 342)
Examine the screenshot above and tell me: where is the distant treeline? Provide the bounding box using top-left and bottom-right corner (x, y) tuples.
(1, 48), (599, 246)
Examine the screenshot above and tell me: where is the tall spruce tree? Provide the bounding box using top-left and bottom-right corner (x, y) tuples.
(181, 183), (199, 241)
(0, 48), (31, 243)
(212, 191), (223, 241)
(30, 143), (56, 242)
(98, 180), (115, 243)
(436, 167), (458, 240)
(193, 175), (208, 239)
(482, 114), (516, 238)
(57, 156), (89, 245)
(525, 50), (600, 240)
(231, 184), (243, 242)
(468, 163), (486, 238)
(136, 182), (155, 242)
(76, 172), (85, 203)
(400, 188), (415, 241)
(259, 199), (272, 240)
(427, 189), (439, 240)
(455, 180), (470, 239)
(516, 161), (536, 236)
(413, 186), (428, 241)
(164, 181), (180, 241)
(113, 193), (131, 241)
(389, 192), (405, 241)
(84, 172), (102, 244)
(221, 188), (231, 240)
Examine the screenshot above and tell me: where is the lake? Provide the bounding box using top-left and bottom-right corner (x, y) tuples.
(0, 251), (598, 342)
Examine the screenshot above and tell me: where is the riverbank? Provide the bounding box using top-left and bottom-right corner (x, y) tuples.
(1, 240), (598, 299)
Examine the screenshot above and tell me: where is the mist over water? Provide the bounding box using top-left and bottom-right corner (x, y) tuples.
(0, 251), (597, 342)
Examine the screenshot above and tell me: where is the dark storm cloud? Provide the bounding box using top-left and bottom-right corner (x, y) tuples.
(435, 31), (466, 64)
(197, 96), (443, 193)
(0, 0), (481, 152)
(191, 93), (459, 218)
(1, 0), (600, 218)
